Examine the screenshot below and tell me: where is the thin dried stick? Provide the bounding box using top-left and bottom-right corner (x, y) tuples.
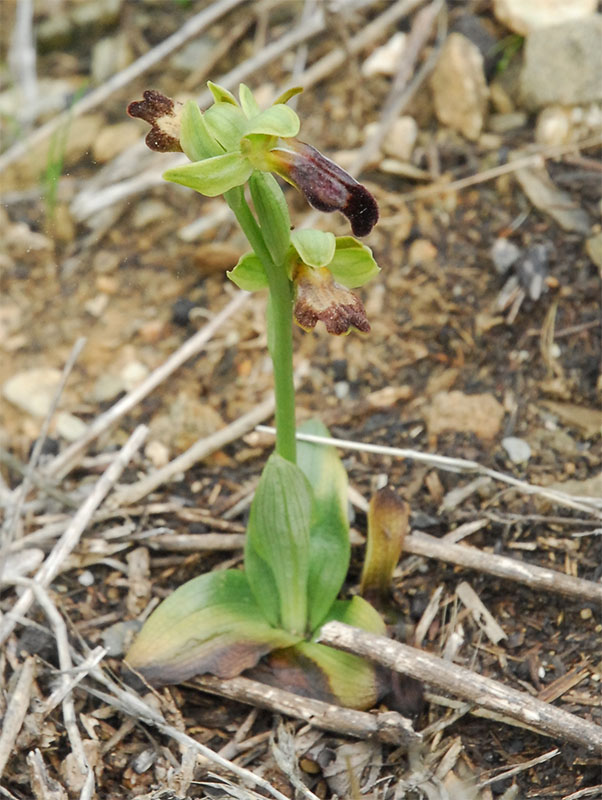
(1, 336), (86, 555)
(0, 657), (35, 777)
(12, 579), (93, 796)
(256, 426), (602, 516)
(404, 530), (602, 604)
(45, 292), (248, 480)
(0, 425), (148, 647)
(355, 0), (442, 170)
(108, 391), (275, 508)
(318, 621), (602, 753)
(398, 135), (602, 202)
(191, 674), (420, 747)
(0, 0), (248, 174)
(8, 0), (36, 129)
(81, 669), (292, 800)
(477, 747), (560, 789)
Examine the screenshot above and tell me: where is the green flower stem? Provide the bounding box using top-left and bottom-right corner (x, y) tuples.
(226, 187), (297, 464)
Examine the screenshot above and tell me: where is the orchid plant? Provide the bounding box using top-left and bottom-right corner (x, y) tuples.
(125, 83), (408, 710)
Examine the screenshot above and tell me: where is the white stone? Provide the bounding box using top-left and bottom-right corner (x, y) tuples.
(145, 439), (170, 468)
(56, 411), (88, 442)
(362, 32), (407, 77)
(431, 33), (489, 141)
(493, 0), (597, 35)
(535, 106), (572, 146)
(3, 367), (62, 417)
(120, 361), (149, 392)
(382, 116), (418, 161)
(520, 16), (602, 110)
(502, 436), (532, 464)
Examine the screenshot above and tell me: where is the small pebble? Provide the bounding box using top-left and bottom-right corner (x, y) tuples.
(491, 237), (520, 274)
(580, 608), (593, 620)
(502, 436), (532, 464)
(120, 361), (149, 391)
(56, 411), (88, 442)
(3, 367), (62, 417)
(78, 570), (95, 587)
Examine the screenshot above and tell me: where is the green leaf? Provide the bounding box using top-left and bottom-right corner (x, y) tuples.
(322, 595), (387, 635)
(249, 172), (291, 265)
(126, 569), (300, 685)
(245, 453), (312, 635)
(207, 81), (238, 106)
(244, 104), (300, 138)
(238, 83), (261, 118)
(272, 86), (303, 106)
(327, 236), (380, 288)
(163, 152), (252, 197)
(296, 419), (350, 632)
(204, 102), (248, 151)
(292, 640), (383, 709)
(227, 252), (269, 291)
(359, 488), (409, 605)
(291, 229), (336, 268)
(180, 100), (222, 161)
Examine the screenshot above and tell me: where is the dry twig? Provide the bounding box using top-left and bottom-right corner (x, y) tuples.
(318, 621), (602, 753)
(192, 673), (420, 747)
(0, 657), (35, 777)
(0, 425), (148, 647)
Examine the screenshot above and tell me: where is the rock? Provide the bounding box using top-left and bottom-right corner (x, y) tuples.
(3, 368), (62, 417)
(502, 436), (532, 463)
(145, 439), (170, 468)
(92, 373), (123, 403)
(520, 16), (602, 110)
(425, 391), (505, 441)
(490, 238), (520, 274)
(535, 106), (572, 146)
(120, 361), (149, 392)
(170, 36), (215, 72)
(92, 121), (141, 163)
(382, 116), (418, 161)
(84, 293), (109, 317)
(55, 411), (88, 442)
(516, 244), (550, 301)
(493, 0), (597, 35)
(102, 620), (140, 656)
(515, 166), (591, 234)
(362, 32), (407, 77)
(431, 33), (489, 141)
(585, 231), (602, 274)
(132, 199), (170, 229)
(408, 239), (437, 266)
(91, 32), (133, 83)
(488, 112), (527, 134)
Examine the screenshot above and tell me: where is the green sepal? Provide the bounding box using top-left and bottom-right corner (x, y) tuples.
(327, 236), (380, 288)
(126, 569), (300, 685)
(163, 152), (252, 197)
(238, 83), (261, 118)
(207, 81), (238, 106)
(227, 252), (268, 291)
(245, 104), (300, 138)
(180, 100), (222, 161)
(297, 420), (350, 632)
(272, 86), (303, 106)
(245, 453), (312, 635)
(291, 229), (336, 269)
(203, 102), (247, 151)
(249, 172), (291, 265)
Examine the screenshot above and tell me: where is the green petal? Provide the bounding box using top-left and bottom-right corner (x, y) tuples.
(227, 252), (269, 291)
(296, 420), (350, 632)
(291, 229), (336, 268)
(327, 236), (380, 288)
(180, 100), (222, 161)
(245, 453), (312, 636)
(204, 103), (248, 151)
(207, 81), (238, 106)
(245, 104), (300, 138)
(249, 171), (291, 265)
(126, 569), (300, 685)
(238, 83), (261, 118)
(163, 152), (252, 196)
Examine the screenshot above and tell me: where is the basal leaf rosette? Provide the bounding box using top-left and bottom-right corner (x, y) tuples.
(128, 82), (378, 237)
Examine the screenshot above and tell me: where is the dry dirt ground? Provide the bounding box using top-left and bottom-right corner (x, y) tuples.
(1, 1), (601, 798)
